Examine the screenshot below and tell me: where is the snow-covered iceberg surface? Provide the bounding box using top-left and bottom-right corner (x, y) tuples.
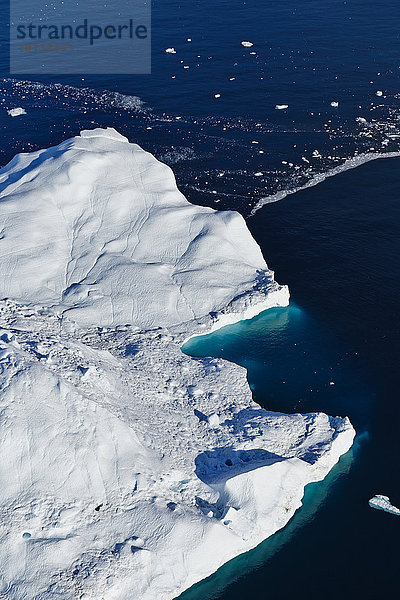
(369, 495), (400, 516)
(0, 127), (287, 330)
(0, 128), (355, 600)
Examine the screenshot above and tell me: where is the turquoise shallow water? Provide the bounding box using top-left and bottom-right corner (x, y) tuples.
(183, 304), (371, 427)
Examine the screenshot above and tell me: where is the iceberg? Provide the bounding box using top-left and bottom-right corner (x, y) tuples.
(369, 495), (400, 516)
(0, 128), (355, 600)
(7, 107), (26, 117)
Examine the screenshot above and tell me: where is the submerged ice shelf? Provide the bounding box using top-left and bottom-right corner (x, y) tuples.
(0, 128), (355, 600)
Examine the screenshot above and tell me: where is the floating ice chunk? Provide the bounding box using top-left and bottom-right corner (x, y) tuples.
(312, 150), (322, 158)
(376, 90), (383, 97)
(275, 104), (289, 110)
(241, 41), (253, 47)
(165, 47), (176, 54)
(356, 117), (367, 124)
(330, 101), (339, 108)
(369, 495), (400, 516)
(329, 381), (335, 386)
(229, 77), (236, 81)
(207, 413), (220, 427)
(187, 38), (192, 42)
(254, 172), (263, 177)
(214, 93), (221, 98)
(7, 107), (26, 117)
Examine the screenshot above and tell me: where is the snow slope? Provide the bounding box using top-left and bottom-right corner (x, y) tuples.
(0, 128), (285, 330)
(0, 129), (355, 600)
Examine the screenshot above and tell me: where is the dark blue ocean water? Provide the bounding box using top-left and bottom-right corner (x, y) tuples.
(0, 0), (399, 598)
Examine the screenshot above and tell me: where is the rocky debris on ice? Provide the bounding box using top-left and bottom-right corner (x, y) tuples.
(369, 495), (400, 516)
(7, 107), (26, 117)
(0, 128), (355, 600)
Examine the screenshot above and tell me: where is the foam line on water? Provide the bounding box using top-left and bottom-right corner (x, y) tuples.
(250, 151), (400, 217)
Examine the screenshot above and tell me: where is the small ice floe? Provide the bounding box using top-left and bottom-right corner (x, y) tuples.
(330, 101), (339, 108)
(7, 107), (26, 117)
(229, 77), (236, 81)
(369, 495), (400, 516)
(241, 41), (253, 47)
(356, 116), (367, 124)
(329, 381), (335, 386)
(165, 47), (176, 54)
(207, 413), (220, 427)
(254, 172), (263, 177)
(376, 90), (383, 97)
(186, 38), (192, 42)
(275, 104), (289, 110)
(214, 93), (221, 99)
(312, 149), (322, 158)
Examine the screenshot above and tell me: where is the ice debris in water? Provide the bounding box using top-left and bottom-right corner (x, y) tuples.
(214, 93), (221, 99)
(207, 414), (220, 427)
(165, 47), (176, 54)
(369, 495), (400, 516)
(275, 104), (289, 110)
(241, 41), (253, 47)
(7, 107), (26, 117)
(376, 90), (383, 97)
(330, 101), (339, 107)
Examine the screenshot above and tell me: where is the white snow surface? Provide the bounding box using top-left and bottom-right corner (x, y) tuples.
(369, 495), (400, 516)
(0, 129), (355, 600)
(0, 127), (283, 330)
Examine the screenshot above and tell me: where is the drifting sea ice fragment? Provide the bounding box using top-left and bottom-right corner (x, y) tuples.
(369, 495), (400, 516)
(214, 94), (221, 99)
(7, 107), (26, 117)
(275, 104), (289, 110)
(207, 413), (220, 427)
(330, 101), (339, 107)
(241, 41), (253, 47)
(376, 90), (383, 97)
(165, 47), (176, 54)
